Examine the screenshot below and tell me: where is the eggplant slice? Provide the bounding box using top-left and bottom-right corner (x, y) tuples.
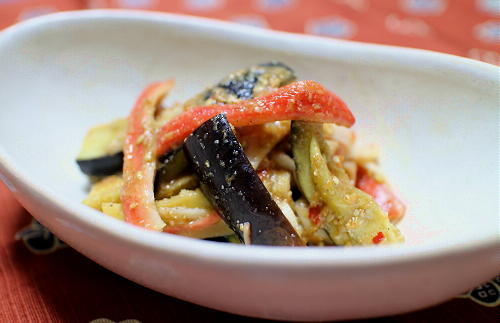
(184, 114), (304, 246)
(183, 61), (296, 108)
(77, 152), (124, 177)
(76, 118), (127, 176)
(291, 121), (332, 202)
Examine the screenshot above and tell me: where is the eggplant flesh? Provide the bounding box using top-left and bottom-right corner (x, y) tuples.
(309, 137), (404, 245)
(291, 121), (404, 245)
(76, 118), (127, 176)
(183, 114), (304, 246)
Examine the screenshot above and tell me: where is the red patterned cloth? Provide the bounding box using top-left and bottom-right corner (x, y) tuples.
(1, 0), (499, 64)
(0, 1), (499, 322)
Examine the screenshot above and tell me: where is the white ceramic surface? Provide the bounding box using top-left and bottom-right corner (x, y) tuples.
(0, 10), (498, 322)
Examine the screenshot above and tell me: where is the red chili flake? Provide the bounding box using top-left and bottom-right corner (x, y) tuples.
(372, 232), (385, 244)
(308, 206), (322, 225)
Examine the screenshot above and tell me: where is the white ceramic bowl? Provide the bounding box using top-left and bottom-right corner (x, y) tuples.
(0, 10), (498, 322)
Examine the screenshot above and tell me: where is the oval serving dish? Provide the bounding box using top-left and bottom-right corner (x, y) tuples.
(0, 10), (498, 321)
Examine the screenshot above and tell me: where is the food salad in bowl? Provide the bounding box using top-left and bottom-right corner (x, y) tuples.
(77, 62), (406, 247)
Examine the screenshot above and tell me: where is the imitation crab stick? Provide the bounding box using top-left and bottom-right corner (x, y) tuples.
(155, 80), (355, 156)
(121, 80), (174, 231)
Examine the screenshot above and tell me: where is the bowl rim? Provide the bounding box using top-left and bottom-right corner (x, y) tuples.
(0, 9), (498, 269)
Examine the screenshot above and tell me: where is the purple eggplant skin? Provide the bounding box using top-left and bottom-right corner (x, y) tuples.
(76, 152), (123, 176)
(183, 114), (304, 246)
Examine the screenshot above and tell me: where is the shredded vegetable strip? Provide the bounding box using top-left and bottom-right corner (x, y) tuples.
(164, 212), (221, 234)
(155, 80), (355, 156)
(122, 80), (174, 231)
